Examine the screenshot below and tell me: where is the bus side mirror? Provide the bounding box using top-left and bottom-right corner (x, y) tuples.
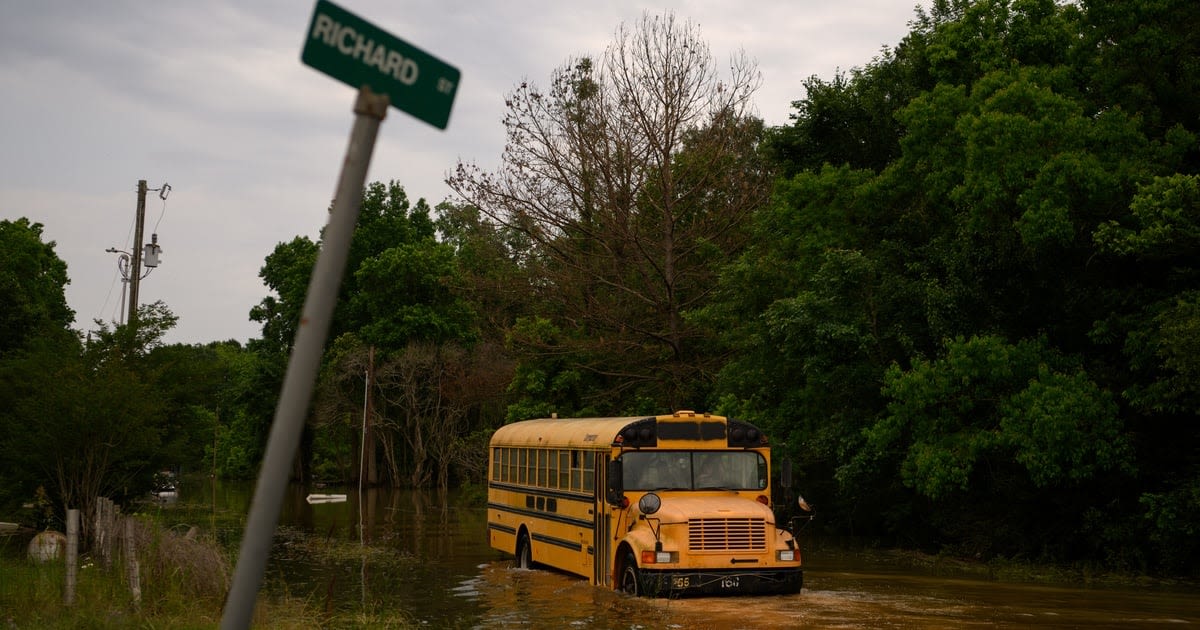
(780, 458), (793, 489)
(606, 460), (625, 506)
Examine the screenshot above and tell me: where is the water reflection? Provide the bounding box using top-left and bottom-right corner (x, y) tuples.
(157, 479), (1200, 629)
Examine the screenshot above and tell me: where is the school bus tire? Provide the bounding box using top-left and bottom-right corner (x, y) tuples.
(620, 551), (640, 595)
(515, 530), (533, 569)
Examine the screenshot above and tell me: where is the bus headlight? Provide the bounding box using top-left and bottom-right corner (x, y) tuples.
(776, 550), (795, 562)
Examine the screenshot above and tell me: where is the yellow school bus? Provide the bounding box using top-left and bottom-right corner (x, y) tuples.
(486, 410), (804, 596)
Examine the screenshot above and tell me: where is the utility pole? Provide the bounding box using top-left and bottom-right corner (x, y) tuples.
(128, 180), (148, 328)
(109, 180), (166, 328)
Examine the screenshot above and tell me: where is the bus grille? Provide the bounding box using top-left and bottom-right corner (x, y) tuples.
(688, 518), (766, 551)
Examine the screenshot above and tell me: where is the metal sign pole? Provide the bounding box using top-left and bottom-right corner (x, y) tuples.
(221, 85), (388, 630)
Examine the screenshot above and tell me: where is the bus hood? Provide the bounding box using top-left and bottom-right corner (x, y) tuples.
(640, 494), (776, 525)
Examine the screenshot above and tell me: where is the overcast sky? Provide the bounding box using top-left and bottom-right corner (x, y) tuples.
(1, 1), (925, 346)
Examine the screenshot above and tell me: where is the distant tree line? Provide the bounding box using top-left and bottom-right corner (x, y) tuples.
(1, 0), (1196, 574)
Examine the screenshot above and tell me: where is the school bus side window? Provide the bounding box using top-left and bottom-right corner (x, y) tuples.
(559, 451), (570, 488)
(570, 450), (581, 491)
(583, 452), (594, 492)
(537, 449), (548, 487)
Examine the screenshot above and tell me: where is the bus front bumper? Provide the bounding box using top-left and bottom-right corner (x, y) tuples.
(637, 567), (802, 597)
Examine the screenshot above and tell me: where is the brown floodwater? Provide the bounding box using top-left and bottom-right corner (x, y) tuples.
(150, 479), (1199, 629)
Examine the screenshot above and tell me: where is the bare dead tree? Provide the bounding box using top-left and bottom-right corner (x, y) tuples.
(372, 342), (514, 490)
(375, 344), (436, 488)
(448, 11), (769, 408)
(437, 342), (515, 488)
(313, 340), (378, 484)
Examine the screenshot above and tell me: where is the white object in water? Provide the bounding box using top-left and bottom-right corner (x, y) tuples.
(305, 493), (348, 504)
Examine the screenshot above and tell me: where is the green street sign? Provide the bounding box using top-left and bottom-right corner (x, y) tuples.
(301, 0), (460, 129)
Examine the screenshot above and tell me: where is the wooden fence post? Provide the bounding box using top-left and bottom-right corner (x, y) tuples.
(94, 500), (103, 567)
(124, 517), (142, 605)
(95, 498), (114, 569)
(65, 509), (79, 606)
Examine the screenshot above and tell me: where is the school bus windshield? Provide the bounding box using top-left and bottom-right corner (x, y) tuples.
(621, 450), (767, 491)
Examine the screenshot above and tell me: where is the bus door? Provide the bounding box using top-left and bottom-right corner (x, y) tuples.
(593, 452), (611, 587)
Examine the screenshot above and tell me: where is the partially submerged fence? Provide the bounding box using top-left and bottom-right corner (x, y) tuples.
(55, 496), (229, 607)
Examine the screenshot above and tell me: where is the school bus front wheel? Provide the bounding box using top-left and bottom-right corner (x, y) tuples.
(619, 551), (641, 595)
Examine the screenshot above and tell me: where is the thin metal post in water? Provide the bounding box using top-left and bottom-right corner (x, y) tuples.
(221, 86), (388, 630)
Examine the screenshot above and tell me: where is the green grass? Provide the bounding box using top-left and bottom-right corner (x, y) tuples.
(2, 521), (264, 629)
(1, 555), (212, 629)
(0, 512), (420, 630)
(0, 552), (389, 629)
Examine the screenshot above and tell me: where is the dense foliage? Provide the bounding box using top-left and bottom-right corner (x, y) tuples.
(2, 0), (1197, 575)
(0, 218), (74, 354)
(248, 181), (505, 489)
(714, 0), (1200, 571)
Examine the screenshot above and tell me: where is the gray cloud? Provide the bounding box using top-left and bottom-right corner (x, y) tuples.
(0, 1), (924, 345)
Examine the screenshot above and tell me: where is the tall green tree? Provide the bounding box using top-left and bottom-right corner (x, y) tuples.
(143, 339), (248, 475)
(215, 338), (283, 479)
(1092, 174), (1200, 571)
(0, 302), (179, 535)
(247, 181), (503, 487)
(247, 182), (439, 480)
(249, 236), (318, 355)
(0, 218), (77, 517)
(711, 0), (1200, 571)
(0, 218), (74, 355)
(848, 335), (1131, 556)
(1082, 0), (1200, 146)
(249, 181), (440, 355)
(435, 200), (532, 345)
(350, 239), (476, 348)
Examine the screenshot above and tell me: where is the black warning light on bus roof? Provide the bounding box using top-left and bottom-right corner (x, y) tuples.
(613, 417), (657, 448)
(727, 418), (767, 448)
